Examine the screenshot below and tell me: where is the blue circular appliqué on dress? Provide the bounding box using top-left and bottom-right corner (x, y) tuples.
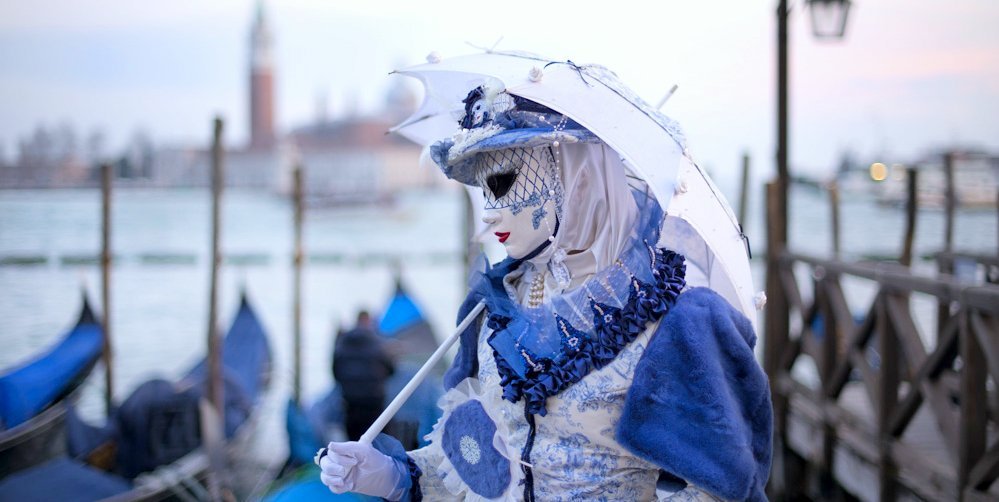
(441, 399), (510, 498)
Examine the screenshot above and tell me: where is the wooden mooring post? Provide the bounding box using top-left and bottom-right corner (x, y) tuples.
(462, 188), (477, 286)
(900, 168), (918, 267)
(100, 162), (114, 417)
(207, 117), (225, 425)
(206, 116), (227, 502)
(938, 152), (956, 335)
(764, 180), (792, 496)
(292, 165), (304, 405)
(828, 179), (841, 260)
(764, 177), (999, 500)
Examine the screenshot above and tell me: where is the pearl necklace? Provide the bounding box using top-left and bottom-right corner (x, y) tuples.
(528, 269), (545, 308)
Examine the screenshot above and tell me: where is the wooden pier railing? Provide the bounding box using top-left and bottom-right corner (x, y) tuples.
(767, 250), (999, 501)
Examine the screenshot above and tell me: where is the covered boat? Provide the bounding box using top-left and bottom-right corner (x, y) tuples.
(0, 293), (272, 501)
(0, 294), (104, 479)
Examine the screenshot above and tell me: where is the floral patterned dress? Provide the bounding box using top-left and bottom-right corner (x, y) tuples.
(403, 199), (722, 501)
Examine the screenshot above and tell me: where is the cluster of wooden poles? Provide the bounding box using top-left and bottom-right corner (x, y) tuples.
(93, 117), (311, 500)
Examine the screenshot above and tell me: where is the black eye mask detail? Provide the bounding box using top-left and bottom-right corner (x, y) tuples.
(486, 171), (517, 199)
(473, 146), (561, 214)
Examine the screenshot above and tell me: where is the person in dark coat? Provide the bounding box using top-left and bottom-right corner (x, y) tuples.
(333, 310), (396, 441)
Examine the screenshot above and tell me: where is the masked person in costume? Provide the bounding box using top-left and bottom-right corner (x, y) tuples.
(318, 83), (772, 501)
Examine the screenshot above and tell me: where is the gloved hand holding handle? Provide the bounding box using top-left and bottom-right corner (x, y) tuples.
(318, 441), (407, 500)
(316, 301), (485, 498)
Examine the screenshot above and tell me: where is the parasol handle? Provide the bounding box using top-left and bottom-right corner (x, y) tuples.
(358, 300), (485, 445)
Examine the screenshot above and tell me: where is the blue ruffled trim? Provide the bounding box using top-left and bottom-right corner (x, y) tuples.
(487, 248), (686, 416)
(403, 455), (423, 502)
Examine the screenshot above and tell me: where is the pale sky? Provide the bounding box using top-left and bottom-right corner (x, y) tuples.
(1, 0), (997, 182)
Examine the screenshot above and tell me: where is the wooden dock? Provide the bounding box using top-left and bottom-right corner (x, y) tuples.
(763, 162), (999, 500)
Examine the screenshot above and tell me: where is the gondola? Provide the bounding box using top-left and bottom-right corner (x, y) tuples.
(261, 280), (442, 501)
(0, 294), (105, 479)
(0, 293), (272, 501)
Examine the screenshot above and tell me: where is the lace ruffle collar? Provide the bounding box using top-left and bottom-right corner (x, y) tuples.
(472, 191), (686, 416)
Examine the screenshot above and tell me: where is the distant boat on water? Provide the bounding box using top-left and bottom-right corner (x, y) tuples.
(836, 149), (998, 209)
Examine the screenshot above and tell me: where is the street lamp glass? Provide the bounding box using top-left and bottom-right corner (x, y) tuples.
(807, 0), (852, 39)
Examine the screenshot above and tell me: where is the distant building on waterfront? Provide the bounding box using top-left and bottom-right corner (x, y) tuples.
(0, 0), (439, 200)
(0, 124), (92, 188)
(226, 0), (438, 202)
(286, 79), (434, 204)
(248, 2), (276, 152)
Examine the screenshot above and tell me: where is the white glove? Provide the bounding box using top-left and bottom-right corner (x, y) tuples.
(317, 441), (407, 500)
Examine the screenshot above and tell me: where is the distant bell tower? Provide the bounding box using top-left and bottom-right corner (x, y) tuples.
(248, 1), (275, 150)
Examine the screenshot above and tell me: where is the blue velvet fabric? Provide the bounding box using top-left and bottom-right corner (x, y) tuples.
(617, 287), (772, 502)
(439, 400), (510, 498)
(371, 433), (422, 502)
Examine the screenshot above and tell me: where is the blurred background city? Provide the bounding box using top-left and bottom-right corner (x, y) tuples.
(1, 0), (997, 500)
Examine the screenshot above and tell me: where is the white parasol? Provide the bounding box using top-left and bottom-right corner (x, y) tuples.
(336, 50), (760, 449)
(391, 50), (760, 333)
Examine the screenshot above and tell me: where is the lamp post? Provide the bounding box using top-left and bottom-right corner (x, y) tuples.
(808, 0), (853, 39)
(774, 0), (853, 228)
(766, 0), (851, 496)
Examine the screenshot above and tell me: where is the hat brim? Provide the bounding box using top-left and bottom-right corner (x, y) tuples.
(440, 127), (600, 186)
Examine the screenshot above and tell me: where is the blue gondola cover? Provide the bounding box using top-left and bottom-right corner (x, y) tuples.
(0, 306), (103, 430)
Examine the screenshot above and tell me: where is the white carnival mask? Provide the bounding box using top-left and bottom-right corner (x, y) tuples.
(475, 146), (563, 260)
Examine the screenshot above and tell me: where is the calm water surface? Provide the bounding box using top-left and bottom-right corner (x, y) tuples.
(0, 184), (994, 464)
